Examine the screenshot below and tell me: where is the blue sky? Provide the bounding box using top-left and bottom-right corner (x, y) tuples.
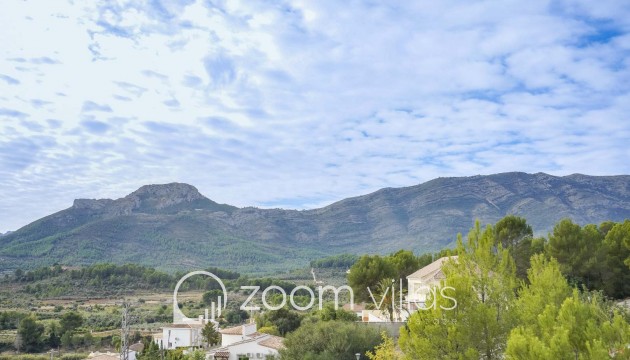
(1, 0), (630, 232)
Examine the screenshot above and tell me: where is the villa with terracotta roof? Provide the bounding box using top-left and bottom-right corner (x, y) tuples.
(207, 323), (284, 360)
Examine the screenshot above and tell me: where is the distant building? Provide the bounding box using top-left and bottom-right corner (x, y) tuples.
(406, 256), (458, 309)
(342, 302), (366, 319)
(153, 316), (210, 350)
(207, 323), (284, 360)
(356, 256), (459, 324)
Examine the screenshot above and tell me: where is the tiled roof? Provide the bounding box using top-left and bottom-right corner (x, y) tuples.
(258, 335), (285, 350)
(407, 256), (458, 282)
(129, 342), (144, 352)
(163, 323), (204, 329)
(219, 325), (242, 335)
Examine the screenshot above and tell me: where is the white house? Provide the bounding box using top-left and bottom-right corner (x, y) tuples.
(219, 323), (257, 347)
(154, 322), (206, 350)
(406, 256), (458, 309)
(207, 323), (284, 360)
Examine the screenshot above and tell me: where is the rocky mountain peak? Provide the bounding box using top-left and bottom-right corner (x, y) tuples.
(71, 183), (208, 215)
(124, 183), (207, 210)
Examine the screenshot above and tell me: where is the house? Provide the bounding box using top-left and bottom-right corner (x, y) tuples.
(342, 302), (366, 319)
(153, 316), (211, 350)
(219, 323), (257, 347)
(155, 323), (205, 349)
(406, 256), (458, 309)
(207, 323), (284, 360)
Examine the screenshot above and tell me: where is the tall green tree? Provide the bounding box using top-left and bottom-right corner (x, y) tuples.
(506, 254), (630, 359)
(17, 315), (44, 352)
(494, 215), (535, 279)
(389, 250), (421, 287)
(400, 222), (518, 360)
(601, 220), (630, 298)
(60, 311), (83, 334)
(48, 321), (61, 348)
(201, 323), (220, 347)
(546, 219), (583, 276)
(347, 255), (396, 302)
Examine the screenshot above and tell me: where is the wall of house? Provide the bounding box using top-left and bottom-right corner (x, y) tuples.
(221, 333), (244, 347)
(222, 341), (279, 360)
(162, 328), (192, 349)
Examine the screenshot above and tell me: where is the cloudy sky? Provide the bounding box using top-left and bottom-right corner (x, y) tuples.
(1, 0), (629, 232)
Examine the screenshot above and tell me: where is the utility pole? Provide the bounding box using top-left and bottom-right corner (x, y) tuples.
(121, 301), (131, 360)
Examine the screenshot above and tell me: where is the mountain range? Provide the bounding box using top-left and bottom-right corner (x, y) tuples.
(1, 172), (629, 274)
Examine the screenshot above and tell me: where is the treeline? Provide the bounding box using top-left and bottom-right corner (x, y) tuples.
(348, 216), (630, 301)
(7, 262), (306, 303)
(0, 311), (27, 330)
(310, 254), (360, 268)
(546, 219), (630, 299)
(8, 264), (244, 292)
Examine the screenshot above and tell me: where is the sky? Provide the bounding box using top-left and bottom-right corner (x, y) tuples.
(1, 0), (630, 232)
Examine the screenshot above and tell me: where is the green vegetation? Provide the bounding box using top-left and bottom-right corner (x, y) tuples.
(376, 217), (630, 360)
(347, 249), (448, 302)
(2, 213), (630, 359)
(255, 308), (302, 336)
(280, 320), (381, 360)
(201, 323), (219, 347)
(546, 219), (630, 299)
(310, 254), (360, 269)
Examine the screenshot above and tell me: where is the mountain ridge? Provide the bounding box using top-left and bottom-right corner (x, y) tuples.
(1, 172), (629, 274)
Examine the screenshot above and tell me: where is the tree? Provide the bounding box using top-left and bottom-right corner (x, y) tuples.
(17, 315), (45, 352)
(600, 220), (630, 298)
(185, 350), (205, 360)
(318, 303), (359, 322)
(494, 216), (534, 280)
(399, 222), (518, 360)
(506, 290), (630, 359)
(258, 326), (280, 335)
(223, 309), (248, 325)
(264, 308), (302, 336)
(280, 320), (381, 360)
(48, 321), (61, 348)
(512, 255), (571, 328)
(505, 254), (630, 359)
(60, 311), (83, 334)
(202, 290), (223, 305)
(546, 219), (583, 276)
(388, 250), (421, 287)
(84, 332), (94, 348)
(137, 340), (160, 360)
(495, 215), (533, 249)
(111, 335), (121, 351)
(201, 323), (220, 347)
(60, 331), (73, 349)
(366, 332), (403, 360)
(347, 255), (396, 302)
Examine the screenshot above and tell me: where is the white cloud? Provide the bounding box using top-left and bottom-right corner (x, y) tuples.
(0, 0), (629, 231)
